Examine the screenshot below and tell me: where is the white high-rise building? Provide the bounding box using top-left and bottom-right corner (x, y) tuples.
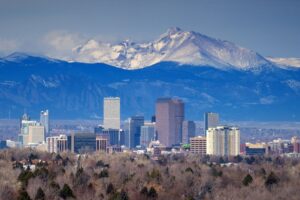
(40, 110), (49, 134)
(204, 112), (219, 133)
(103, 97), (120, 130)
(206, 126), (240, 156)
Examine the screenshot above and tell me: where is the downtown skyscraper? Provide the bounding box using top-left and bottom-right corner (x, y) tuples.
(156, 98), (184, 147)
(40, 110), (49, 134)
(124, 116), (144, 149)
(103, 97), (120, 130)
(204, 112), (219, 133)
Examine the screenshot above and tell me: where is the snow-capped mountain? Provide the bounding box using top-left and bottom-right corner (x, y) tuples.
(267, 57), (300, 68)
(73, 27), (270, 70)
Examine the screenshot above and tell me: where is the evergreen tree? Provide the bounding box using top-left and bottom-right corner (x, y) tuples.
(59, 184), (75, 199)
(106, 183), (115, 195)
(34, 187), (45, 200)
(242, 174), (253, 186)
(17, 189), (32, 200)
(265, 172), (280, 189)
(148, 187), (158, 199)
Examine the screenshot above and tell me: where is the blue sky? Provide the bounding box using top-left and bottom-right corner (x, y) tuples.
(0, 0), (299, 58)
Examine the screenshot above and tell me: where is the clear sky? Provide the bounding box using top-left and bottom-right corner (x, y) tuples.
(0, 0), (299, 58)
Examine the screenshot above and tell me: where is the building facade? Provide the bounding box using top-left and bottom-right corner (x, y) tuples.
(28, 125), (45, 145)
(19, 119), (44, 147)
(140, 123), (155, 148)
(182, 120), (196, 144)
(124, 116), (144, 148)
(101, 129), (121, 146)
(156, 98), (184, 147)
(204, 112), (219, 133)
(96, 135), (108, 152)
(206, 126), (240, 156)
(103, 97), (120, 130)
(67, 133), (96, 153)
(245, 143), (267, 156)
(46, 135), (67, 153)
(190, 136), (206, 155)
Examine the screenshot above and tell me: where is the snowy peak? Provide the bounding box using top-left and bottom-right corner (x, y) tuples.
(267, 57), (300, 68)
(73, 28), (270, 69)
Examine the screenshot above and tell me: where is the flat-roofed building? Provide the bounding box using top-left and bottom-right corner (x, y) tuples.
(182, 120), (196, 144)
(245, 142), (268, 155)
(204, 112), (219, 133)
(46, 135), (67, 153)
(28, 125), (45, 145)
(96, 135), (108, 152)
(190, 136), (206, 155)
(206, 126), (240, 156)
(156, 98), (184, 147)
(103, 97), (120, 130)
(67, 133), (96, 153)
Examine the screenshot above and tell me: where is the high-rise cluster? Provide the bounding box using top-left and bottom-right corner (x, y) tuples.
(8, 97), (242, 157)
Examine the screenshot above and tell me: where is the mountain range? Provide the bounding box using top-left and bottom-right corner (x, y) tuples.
(0, 28), (300, 121)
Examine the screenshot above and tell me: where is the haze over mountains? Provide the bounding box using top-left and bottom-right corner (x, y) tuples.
(0, 28), (300, 120)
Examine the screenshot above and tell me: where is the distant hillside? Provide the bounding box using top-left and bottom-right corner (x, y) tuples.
(1, 54), (300, 120)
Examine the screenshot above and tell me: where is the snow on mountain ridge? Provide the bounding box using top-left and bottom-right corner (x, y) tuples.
(72, 28), (270, 69)
(267, 57), (300, 68)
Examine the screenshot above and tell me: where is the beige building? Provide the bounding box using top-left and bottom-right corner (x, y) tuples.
(206, 126), (240, 156)
(103, 97), (120, 130)
(190, 136), (206, 155)
(28, 125), (45, 145)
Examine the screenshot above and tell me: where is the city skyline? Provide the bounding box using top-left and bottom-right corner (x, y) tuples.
(0, 1), (299, 199)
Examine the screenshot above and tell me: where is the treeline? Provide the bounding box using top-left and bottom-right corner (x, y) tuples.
(0, 149), (300, 200)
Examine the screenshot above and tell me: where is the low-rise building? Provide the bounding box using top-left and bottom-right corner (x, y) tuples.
(245, 143), (268, 156)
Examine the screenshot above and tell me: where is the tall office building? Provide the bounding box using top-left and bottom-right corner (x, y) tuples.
(124, 116), (144, 149)
(67, 133), (96, 153)
(190, 136), (206, 155)
(140, 123), (155, 148)
(103, 97), (120, 130)
(206, 126), (240, 156)
(182, 121), (196, 144)
(46, 135), (67, 153)
(40, 110), (49, 135)
(156, 98), (184, 147)
(204, 112), (219, 133)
